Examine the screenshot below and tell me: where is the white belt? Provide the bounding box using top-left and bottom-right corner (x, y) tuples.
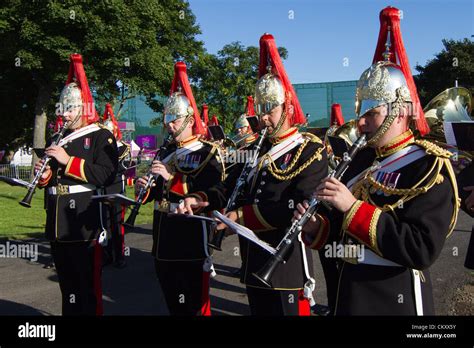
(357, 249), (402, 267)
(346, 248), (424, 315)
(48, 184), (96, 195)
(412, 269), (424, 316)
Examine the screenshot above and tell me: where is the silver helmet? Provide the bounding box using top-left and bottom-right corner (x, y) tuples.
(254, 73), (285, 116)
(355, 61), (412, 118)
(235, 114), (250, 129)
(59, 82), (82, 114)
(163, 91), (194, 125)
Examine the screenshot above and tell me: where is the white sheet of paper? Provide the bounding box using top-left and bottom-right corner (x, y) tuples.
(443, 121), (457, 147)
(213, 210), (276, 255)
(91, 193), (137, 205)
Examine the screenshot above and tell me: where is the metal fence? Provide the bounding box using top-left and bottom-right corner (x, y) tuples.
(0, 164), (32, 181)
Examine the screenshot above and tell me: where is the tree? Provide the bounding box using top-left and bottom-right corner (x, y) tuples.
(188, 42), (288, 134)
(415, 38), (474, 110)
(0, 0), (204, 160)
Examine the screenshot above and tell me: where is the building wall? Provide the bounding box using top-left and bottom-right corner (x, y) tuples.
(293, 80), (357, 126)
(117, 80), (358, 140)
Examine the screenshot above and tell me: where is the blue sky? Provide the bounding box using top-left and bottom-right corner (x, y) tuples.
(188, 0), (473, 84)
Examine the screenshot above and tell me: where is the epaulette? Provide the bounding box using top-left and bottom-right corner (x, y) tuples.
(97, 122), (111, 131)
(200, 138), (226, 181)
(415, 139), (453, 159)
(301, 131), (323, 145)
(199, 138), (220, 154)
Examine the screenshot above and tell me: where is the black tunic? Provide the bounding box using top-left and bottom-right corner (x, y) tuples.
(40, 124), (118, 242)
(144, 138), (225, 261)
(202, 130), (328, 289)
(316, 136), (458, 315)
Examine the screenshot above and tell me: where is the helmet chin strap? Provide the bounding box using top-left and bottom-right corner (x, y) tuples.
(173, 115), (192, 140)
(65, 107), (83, 131)
(267, 110), (287, 138)
(366, 90), (406, 146)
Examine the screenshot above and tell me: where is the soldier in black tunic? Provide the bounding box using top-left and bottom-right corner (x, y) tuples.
(457, 162), (474, 269)
(35, 54), (118, 315)
(180, 34), (328, 316)
(102, 103), (130, 268)
(295, 7), (459, 316)
(135, 62), (224, 316)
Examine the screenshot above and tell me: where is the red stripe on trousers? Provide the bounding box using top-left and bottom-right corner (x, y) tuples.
(93, 241), (103, 316)
(298, 290), (311, 316)
(120, 204), (126, 255)
(201, 271), (211, 316)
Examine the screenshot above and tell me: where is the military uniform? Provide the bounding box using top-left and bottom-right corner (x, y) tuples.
(303, 7), (459, 315)
(457, 162), (474, 269)
(39, 123), (118, 315)
(143, 135), (224, 315)
(142, 60), (223, 315)
(194, 127), (328, 315)
(306, 131), (458, 315)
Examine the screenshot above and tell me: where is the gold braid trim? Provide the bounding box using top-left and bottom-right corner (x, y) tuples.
(353, 156), (444, 212)
(414, 139), (453, 159)
(369, 208), (383, 256)
(118, 142), (131, 161)
(441, 157), (460, 238)
(200, 139), (226, 181)
(352, 140), (460, 238)
(265, 134), (325, 181)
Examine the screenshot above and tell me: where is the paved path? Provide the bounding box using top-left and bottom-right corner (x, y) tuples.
(0, 211), (472, 315)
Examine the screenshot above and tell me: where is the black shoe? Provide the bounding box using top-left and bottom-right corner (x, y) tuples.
(311, 304), (331, 316)
(230, 267), (242, 276)
(43, 261), (55, 269)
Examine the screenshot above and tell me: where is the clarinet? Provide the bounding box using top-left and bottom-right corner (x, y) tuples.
(253, 134), (367, 287)
(19, 121), (70, 208)
(123, 134), (173, 230)
(208, 127), (268, 250)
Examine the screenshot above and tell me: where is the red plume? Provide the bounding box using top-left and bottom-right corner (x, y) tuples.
(54, 116), (64, 133)
(372, 7), (429, 136)
(169, 62), (206, 135)
(245, 96), (255, 116)
(202, 104), (209, 125)
(66, 54), (99, 124)
(103, 103), (122, 140)
(330, 104), (344, 127)
(210, 115), (219, 126)
(258, 34), (305, 126)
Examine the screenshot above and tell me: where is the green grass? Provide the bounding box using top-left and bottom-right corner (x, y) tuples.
(0, 182), (154, 240)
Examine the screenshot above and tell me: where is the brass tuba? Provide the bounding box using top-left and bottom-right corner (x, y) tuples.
(422, 86), (473, 173)
(324, 119), (361, 169)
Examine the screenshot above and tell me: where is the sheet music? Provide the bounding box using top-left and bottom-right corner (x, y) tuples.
(213, 211), (276, 255)
(91, 193), (137, 205)
(443, 121), (457, 147)
(0, 176), (31, 188)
